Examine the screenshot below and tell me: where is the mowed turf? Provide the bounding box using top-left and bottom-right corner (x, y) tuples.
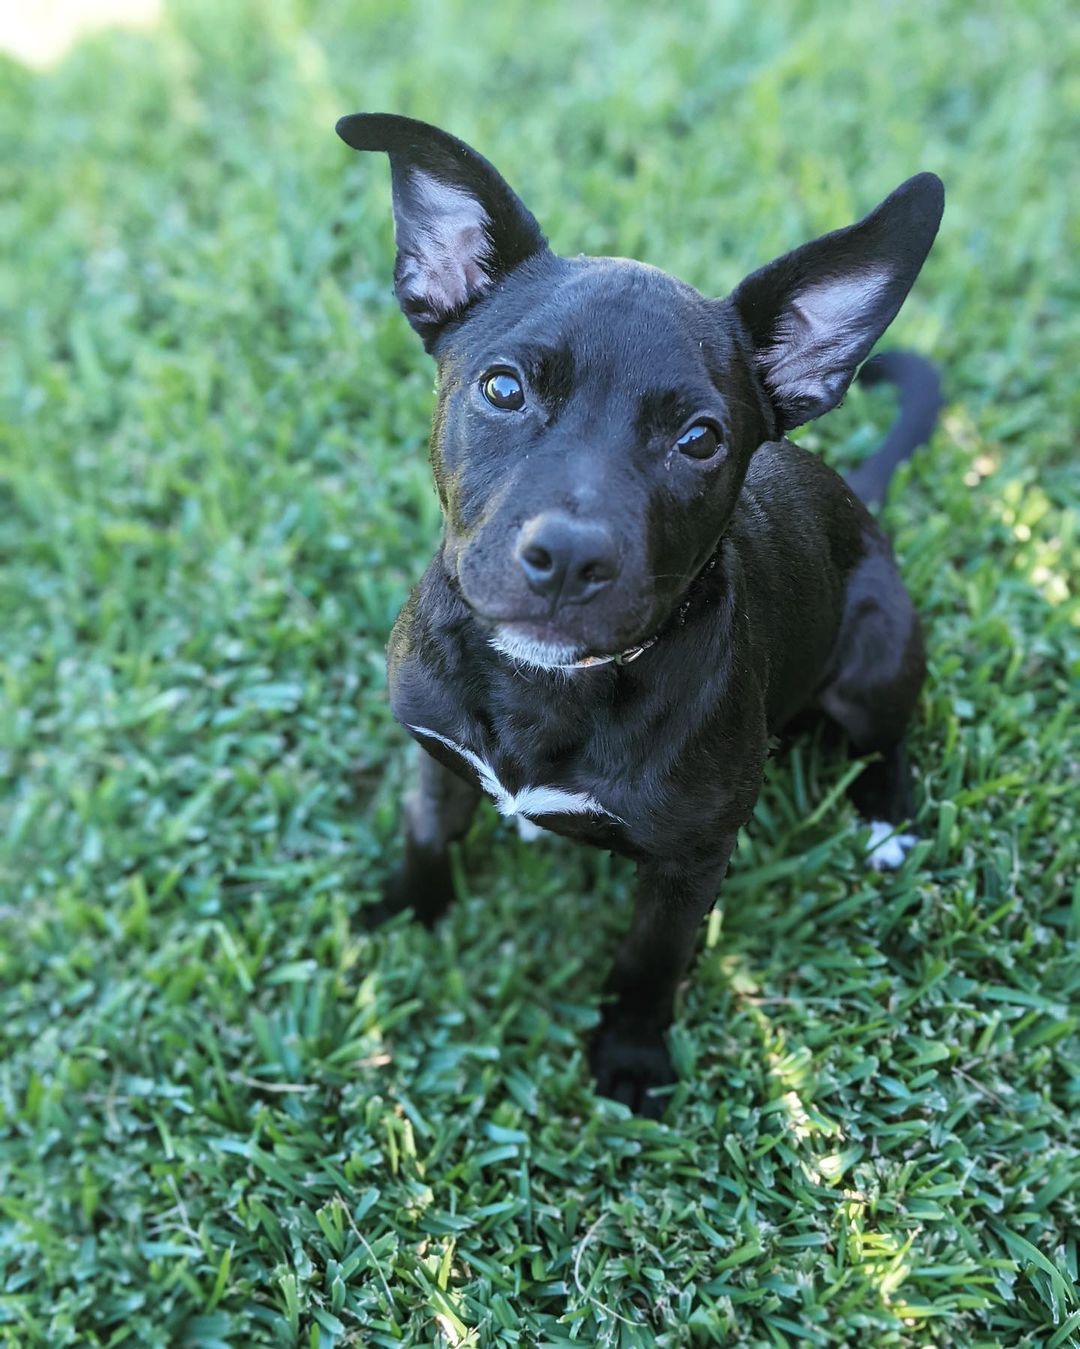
(1, 1), (1078, 1344)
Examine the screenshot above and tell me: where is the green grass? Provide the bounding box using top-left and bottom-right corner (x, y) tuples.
(1, 0), (1078, 1343)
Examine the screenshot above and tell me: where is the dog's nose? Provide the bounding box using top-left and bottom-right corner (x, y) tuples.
(515, 513), (620, 603)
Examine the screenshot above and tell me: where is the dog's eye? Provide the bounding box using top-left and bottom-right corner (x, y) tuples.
(481, 371), (525, 410)
(675, 422), (721, 460)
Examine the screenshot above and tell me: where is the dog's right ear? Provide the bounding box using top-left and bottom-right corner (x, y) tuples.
(336, 113), (547, 349)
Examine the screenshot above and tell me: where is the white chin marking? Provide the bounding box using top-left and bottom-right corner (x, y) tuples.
(490, 627), (582, 672)
(865, 820), (918, 871)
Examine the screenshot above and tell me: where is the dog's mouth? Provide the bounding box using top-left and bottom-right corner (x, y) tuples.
(488, 619), (657, 672)
(489, 623), (585, 670)
(450, 549), (668, 672)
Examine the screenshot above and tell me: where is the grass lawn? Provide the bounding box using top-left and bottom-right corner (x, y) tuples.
(1, 0), (1078, 1343)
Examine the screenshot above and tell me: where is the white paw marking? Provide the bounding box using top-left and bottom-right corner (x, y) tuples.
(407, 723), (623, 824)
(865, 819), (918, 871)
(514, 817), (545, 842)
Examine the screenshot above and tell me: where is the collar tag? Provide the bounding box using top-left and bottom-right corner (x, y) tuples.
(558, 636), (656, 671)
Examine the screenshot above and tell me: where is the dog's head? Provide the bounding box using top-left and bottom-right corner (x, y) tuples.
(337, 113), (943, 669)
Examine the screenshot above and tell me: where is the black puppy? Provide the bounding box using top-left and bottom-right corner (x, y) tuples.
(336, 113), (944, 1115)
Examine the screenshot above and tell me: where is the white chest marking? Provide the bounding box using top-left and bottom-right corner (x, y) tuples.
(407, 724), (623, 824)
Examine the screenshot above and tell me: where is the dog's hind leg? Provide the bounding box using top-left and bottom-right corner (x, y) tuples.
(817, 546), (925, 870)
(370, 750), (480, 928)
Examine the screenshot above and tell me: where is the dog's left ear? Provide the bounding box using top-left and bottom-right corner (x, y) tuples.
(731, 173), (944, 433)
(336, 112), (548, 348)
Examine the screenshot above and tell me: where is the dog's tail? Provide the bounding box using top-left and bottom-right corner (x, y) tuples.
(845, 350), (942, 508)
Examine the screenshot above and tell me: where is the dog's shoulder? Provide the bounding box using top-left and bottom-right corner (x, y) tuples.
(738, 438), (873, 558)
(386, 557), (476, 728)
(743, 438), (855, 502)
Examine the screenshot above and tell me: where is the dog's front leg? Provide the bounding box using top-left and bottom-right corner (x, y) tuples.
(371, 749), (480, 928)
(590, 842), (735, 1117)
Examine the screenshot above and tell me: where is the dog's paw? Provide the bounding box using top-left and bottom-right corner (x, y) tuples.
(589, 1018), (675, 1119)
(864, 820), (918, 871)
(357, 877), (408, 931)
(361, 863), (452, 930)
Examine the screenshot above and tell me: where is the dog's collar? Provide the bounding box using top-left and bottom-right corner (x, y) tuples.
(555, 636), (657, 670)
